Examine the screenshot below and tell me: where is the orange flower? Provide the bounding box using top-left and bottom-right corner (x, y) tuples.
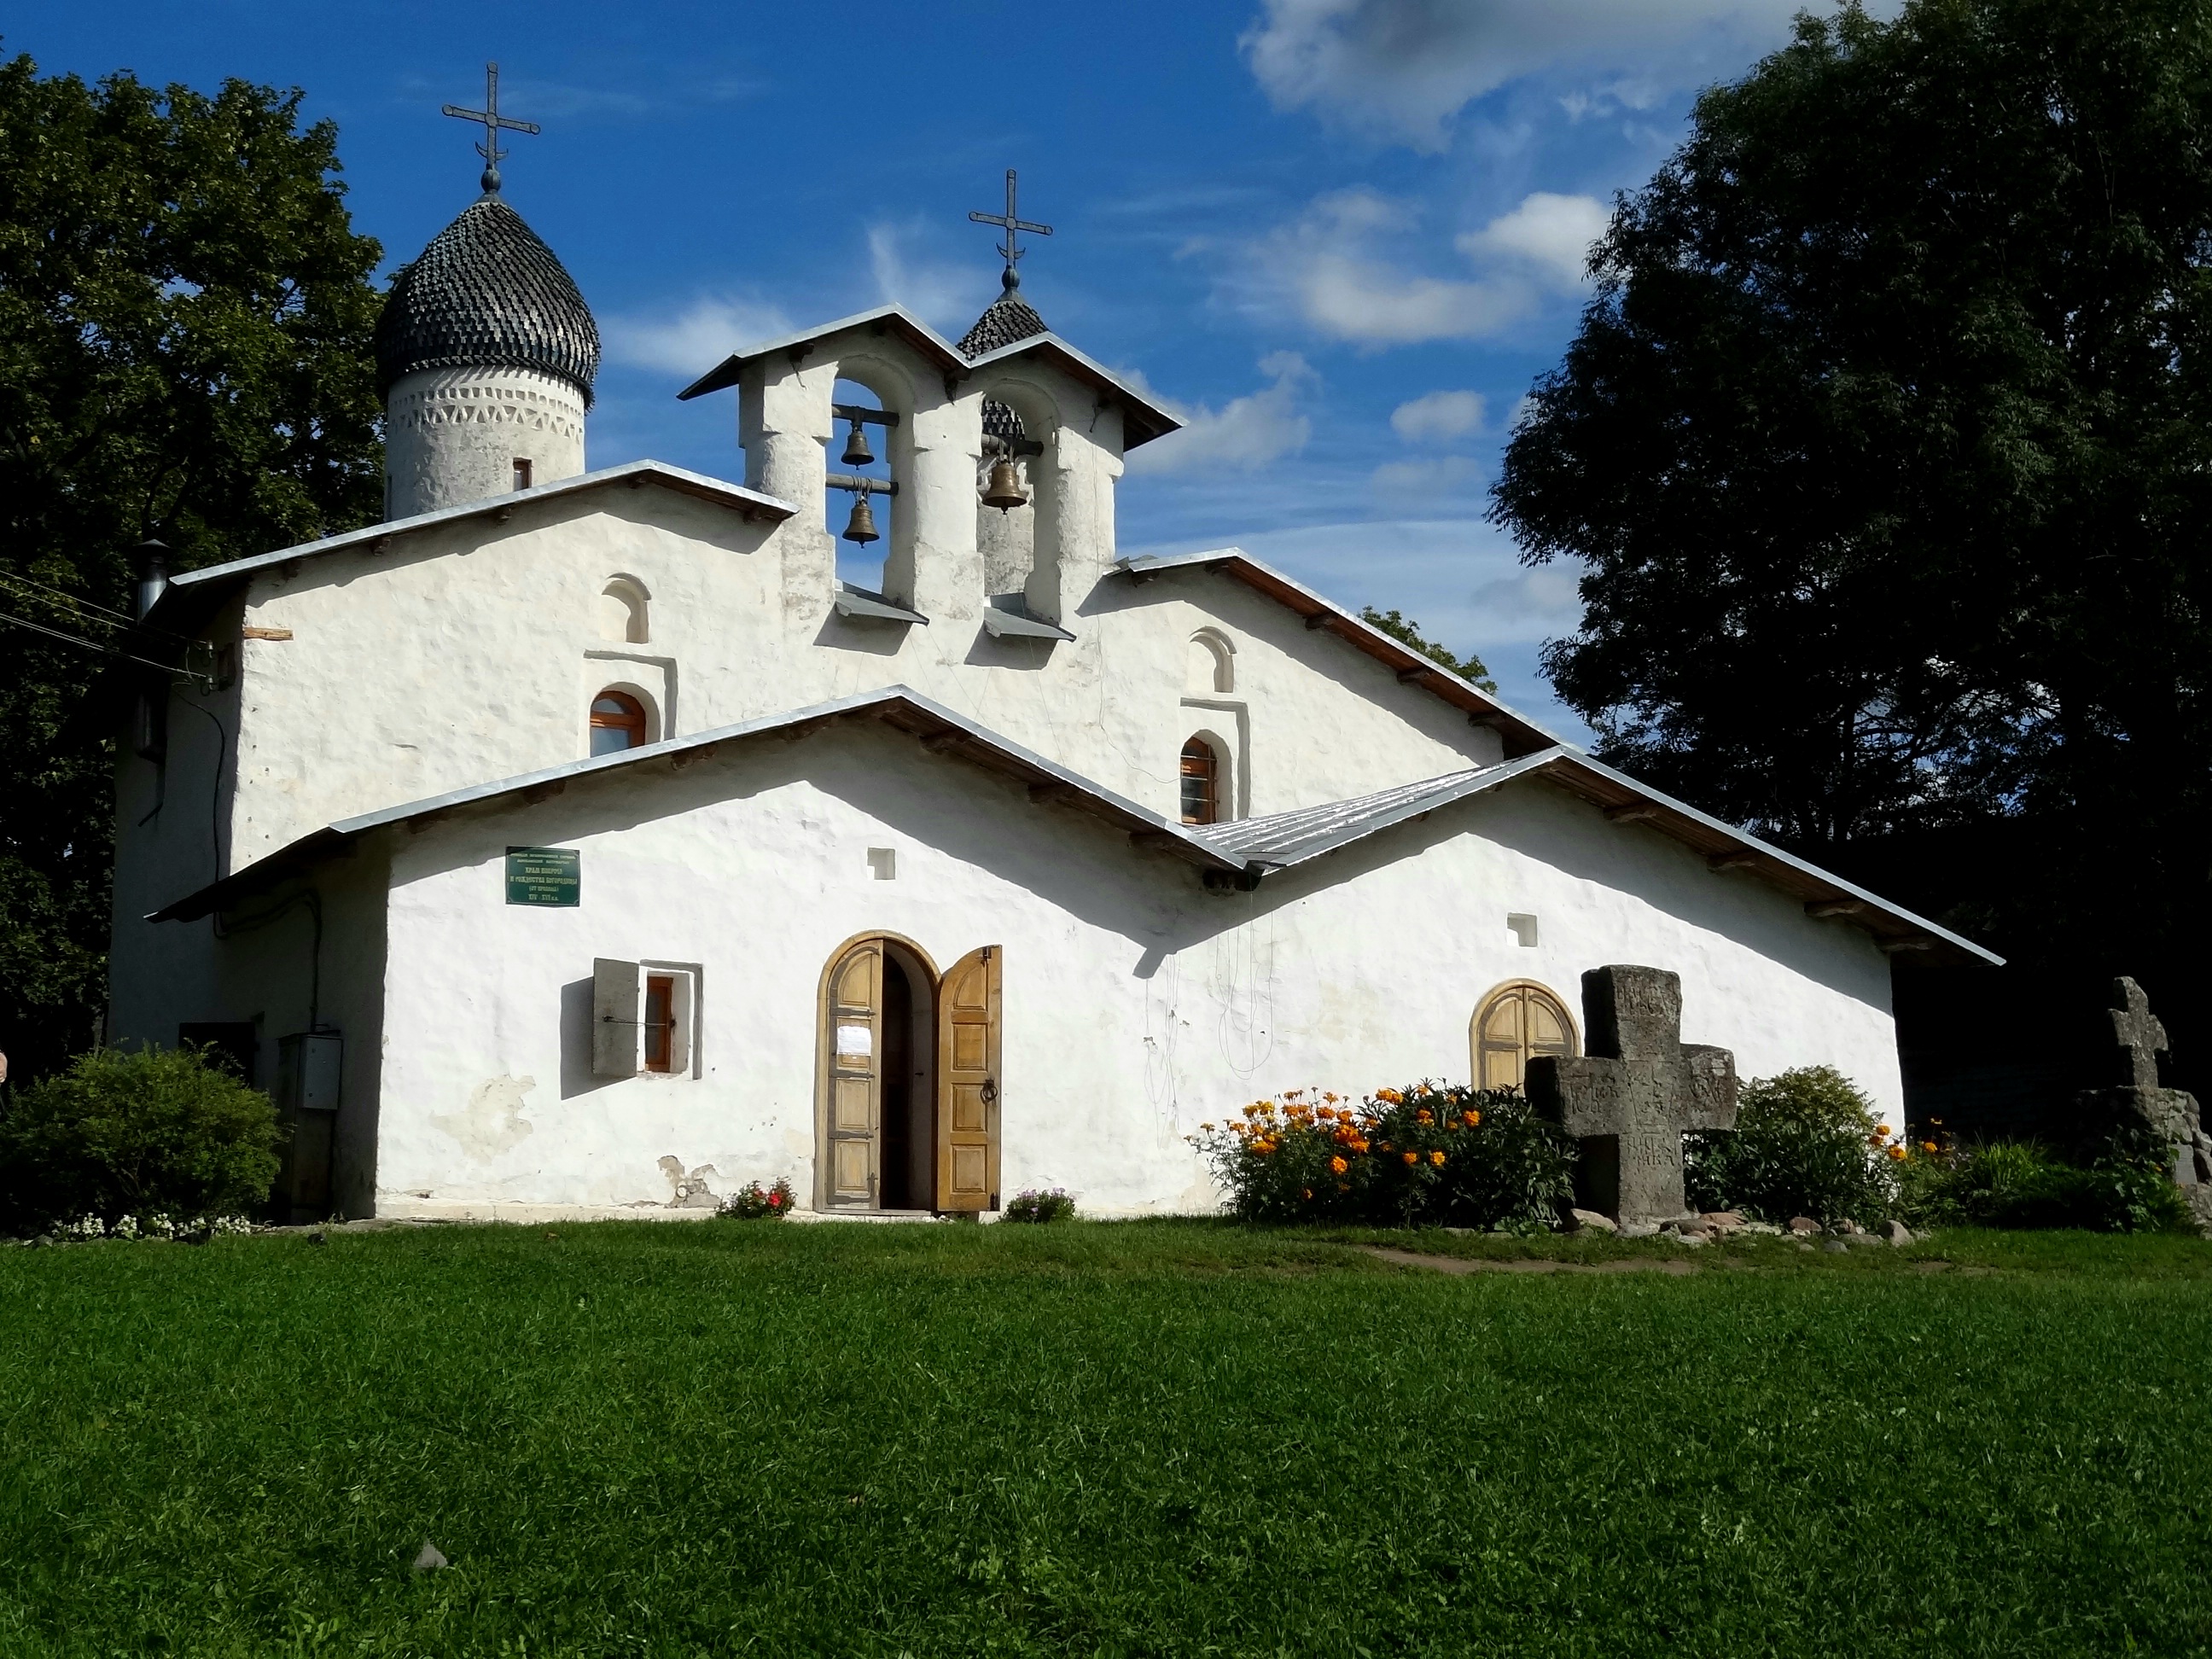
(1920, 1140), (1938, 1154)
(1461, 1111), (1481, 1128)
(1885, 1144), (1907, 1162)
(1330, 1155), (1348, 1174)
(1376, 1088), (1404, 1105)
(1428, 1150), (1446, 1167)
(1875, 1123), (1893, 1137)
(1415, 1109), (1434, 1124)
(1401, 1151), (1418, 1166)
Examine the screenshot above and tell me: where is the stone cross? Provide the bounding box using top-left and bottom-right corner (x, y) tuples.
(1525, 965), (1738, 1226)
(2105, 976), (2168, 1090)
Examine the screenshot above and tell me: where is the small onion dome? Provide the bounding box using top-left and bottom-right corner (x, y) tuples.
(374, 196), (601, 407)
(958, 269), (1048, 443)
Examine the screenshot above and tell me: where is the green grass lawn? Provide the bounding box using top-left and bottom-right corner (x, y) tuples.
(3, 1220), (2210, 1657)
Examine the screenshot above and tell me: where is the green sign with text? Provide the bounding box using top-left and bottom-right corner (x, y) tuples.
(504, 847), (580, 907)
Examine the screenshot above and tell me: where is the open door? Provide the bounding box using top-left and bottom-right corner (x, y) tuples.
(825, 939), (882, 1209)
(936, 945), (1002, 1212)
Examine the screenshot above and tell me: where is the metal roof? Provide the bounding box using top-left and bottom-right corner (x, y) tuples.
(672, 304), (1182, 450)
(143, 687), (1997, 963)
(1211, 747), (2001, 965)
(138, 460), (795, 638)
(374, 196), (601, 405)
(148, 686), (1239, 923)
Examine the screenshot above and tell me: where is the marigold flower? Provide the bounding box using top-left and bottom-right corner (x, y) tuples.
(1885, 1144), (1907, 1161)
(1402, 1151), (1417, 1166)
(1462, 1111), (1481, 1128)
(1429, 1150), (1446, 1167)
(1377, 1088), (1403, 1105)
(1330, 1155), (1348, 1175)
(1876, 1123), (1893, 1137)
(1920, 1140), (1938, 1154)
(1415, 1109), (1434, 1124)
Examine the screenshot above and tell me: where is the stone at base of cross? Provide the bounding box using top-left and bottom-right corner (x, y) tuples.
(1526, 964), (1739, 1229)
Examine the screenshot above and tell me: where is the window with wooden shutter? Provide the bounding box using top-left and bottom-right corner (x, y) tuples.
(592, 958), (642, 1077)
(1470, 980), (1578, 1091)
(936, 945), (1002, 1212)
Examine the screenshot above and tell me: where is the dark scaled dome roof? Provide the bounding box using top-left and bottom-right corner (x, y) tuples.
(374, 195), (601, 406)
(958, 271), (1049, 441)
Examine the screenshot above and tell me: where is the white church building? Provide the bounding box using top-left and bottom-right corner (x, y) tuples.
(105, 164), (1994, 1223)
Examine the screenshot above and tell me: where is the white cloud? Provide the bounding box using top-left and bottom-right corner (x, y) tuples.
(1391, 389), (1487, 442)
(1234, 189), (1605, 346)
(1123, 352), (1318, 476)
(602, 294), (794, 376)
(1241, 0), (1808, 149)
(1457, 191), (1610, 287)
(1371, 455), (1483, 499)
(868, 224), (987, 335)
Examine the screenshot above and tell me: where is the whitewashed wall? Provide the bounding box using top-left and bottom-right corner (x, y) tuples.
(207, 486), (1500, 870)
(364, 720), (1899, 1222)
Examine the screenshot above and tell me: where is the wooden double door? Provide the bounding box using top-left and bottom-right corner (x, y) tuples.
(823, 936), (1001, 1213)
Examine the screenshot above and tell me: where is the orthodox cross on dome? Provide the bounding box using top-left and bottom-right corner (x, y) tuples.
(968, 169), (1052, 291)
(441, 61), (540, 195)
(1525, 965), (1739, 1227)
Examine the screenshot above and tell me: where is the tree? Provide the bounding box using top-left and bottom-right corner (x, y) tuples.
(1358, 607), (1495, 691)
(1490, 0), (2212, 1086)
(0, 56), (383, 1083)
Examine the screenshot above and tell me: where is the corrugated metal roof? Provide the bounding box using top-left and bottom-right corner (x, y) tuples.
(1206, 758), (1550, 865)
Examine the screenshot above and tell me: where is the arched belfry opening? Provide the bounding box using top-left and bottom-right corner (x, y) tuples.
(827, 375), (899, 595)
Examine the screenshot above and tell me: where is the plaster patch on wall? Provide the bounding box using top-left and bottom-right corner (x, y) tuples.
(659, 1155), (722, 1208)
(433, 1074), (538, 1160)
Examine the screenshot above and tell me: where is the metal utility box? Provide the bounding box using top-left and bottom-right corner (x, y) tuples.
(274, 1031), (342, 1222)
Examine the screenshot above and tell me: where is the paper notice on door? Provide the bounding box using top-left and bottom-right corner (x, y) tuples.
(835, 1024), (873, 1057)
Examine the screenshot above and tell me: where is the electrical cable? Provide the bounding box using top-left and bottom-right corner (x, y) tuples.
(212, 888), (323, 1032)
(0, 569), (142, 630)
(169, 698), (229, 889)
(0, 610), (190, 678)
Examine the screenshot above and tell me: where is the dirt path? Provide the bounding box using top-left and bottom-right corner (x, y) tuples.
(1358, 1245), (1702, 1277)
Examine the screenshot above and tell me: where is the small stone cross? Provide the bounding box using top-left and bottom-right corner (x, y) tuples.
(2106, 976), (2168, 1090)
(1526, 966), (1738, 1226)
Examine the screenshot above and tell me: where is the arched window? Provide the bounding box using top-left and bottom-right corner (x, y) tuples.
(1180, 736), (1220, 825)
(1470, 981), (1579, 1092)
(1188, 631), (1235, 696)
(591, 690), (649, 755)
(598, 578), (649, 643)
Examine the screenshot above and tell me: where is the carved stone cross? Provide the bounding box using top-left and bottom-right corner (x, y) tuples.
(1526, 966), (1738, 1226)
(2105, 976), (2168, 1090)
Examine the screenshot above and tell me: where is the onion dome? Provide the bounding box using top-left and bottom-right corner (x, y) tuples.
(958, 270), (1048, 442)
(374, 196), (601, 407)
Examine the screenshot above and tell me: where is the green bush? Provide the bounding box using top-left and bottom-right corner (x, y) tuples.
(1001, 1188), (1078, 1224)
(1685, 1066), (1897, 1227)
(1191, 1084), (1578, 1230)
(0, 1045), (282, 1233)
(1895, 1130), (2186, 1233)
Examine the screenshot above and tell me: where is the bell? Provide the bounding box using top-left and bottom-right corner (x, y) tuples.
(841, 417), (874, 469)
(981, 455), (1027, 512)
(841, 489), (880, 545)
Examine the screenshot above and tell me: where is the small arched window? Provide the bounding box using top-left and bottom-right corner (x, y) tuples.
(598, 578), (649, 643)
(591, 690), (649, 755)
(1470, 981), (1578, 1092)
(1180, 736), (1220, 825)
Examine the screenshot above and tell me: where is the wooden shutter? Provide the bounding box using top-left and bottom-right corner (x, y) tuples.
(936, 945), (1002, 1212)
(826, 941), (882, 1209)
(1476, 988), (1526, 1090)
(592, 958), (642, 1077)
(1473, 982), (1577, 1091)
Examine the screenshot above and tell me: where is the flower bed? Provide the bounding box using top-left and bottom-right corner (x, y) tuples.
(1190, 1084), (1576, 1230)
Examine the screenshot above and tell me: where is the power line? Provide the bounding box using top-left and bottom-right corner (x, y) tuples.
(0, 569), (139, 630)
(0, 610), (201, 679)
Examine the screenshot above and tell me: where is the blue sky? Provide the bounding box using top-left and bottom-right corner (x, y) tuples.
(14, 0), (1842, 734)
